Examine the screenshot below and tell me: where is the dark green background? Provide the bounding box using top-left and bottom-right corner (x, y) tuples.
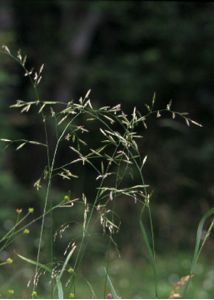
(0, 1), (213, 298)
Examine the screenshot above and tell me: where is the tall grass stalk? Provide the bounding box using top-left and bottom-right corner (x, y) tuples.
(1, 46), (210, 299)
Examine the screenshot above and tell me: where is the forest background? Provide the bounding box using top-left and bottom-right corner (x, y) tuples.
(0, 1), (213, 298)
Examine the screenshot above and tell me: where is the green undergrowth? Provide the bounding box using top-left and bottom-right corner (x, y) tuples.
(0, 252), (213, 298)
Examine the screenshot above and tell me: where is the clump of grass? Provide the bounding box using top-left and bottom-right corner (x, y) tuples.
(0, 45), (212, 299)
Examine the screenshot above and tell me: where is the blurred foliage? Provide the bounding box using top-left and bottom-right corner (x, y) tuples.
(0, 251), (213, 298)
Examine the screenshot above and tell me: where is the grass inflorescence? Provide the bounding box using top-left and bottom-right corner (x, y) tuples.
(0, 45), (213, 299)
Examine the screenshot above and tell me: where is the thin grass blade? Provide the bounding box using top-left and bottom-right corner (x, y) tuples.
(104, 268), (120, 299)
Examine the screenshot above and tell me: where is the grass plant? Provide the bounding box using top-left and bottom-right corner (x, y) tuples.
(0, 46), (213, 299)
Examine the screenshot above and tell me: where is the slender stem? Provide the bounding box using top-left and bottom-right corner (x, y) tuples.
(0, 213), (30, 243)
(34, 113), (81, 291)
